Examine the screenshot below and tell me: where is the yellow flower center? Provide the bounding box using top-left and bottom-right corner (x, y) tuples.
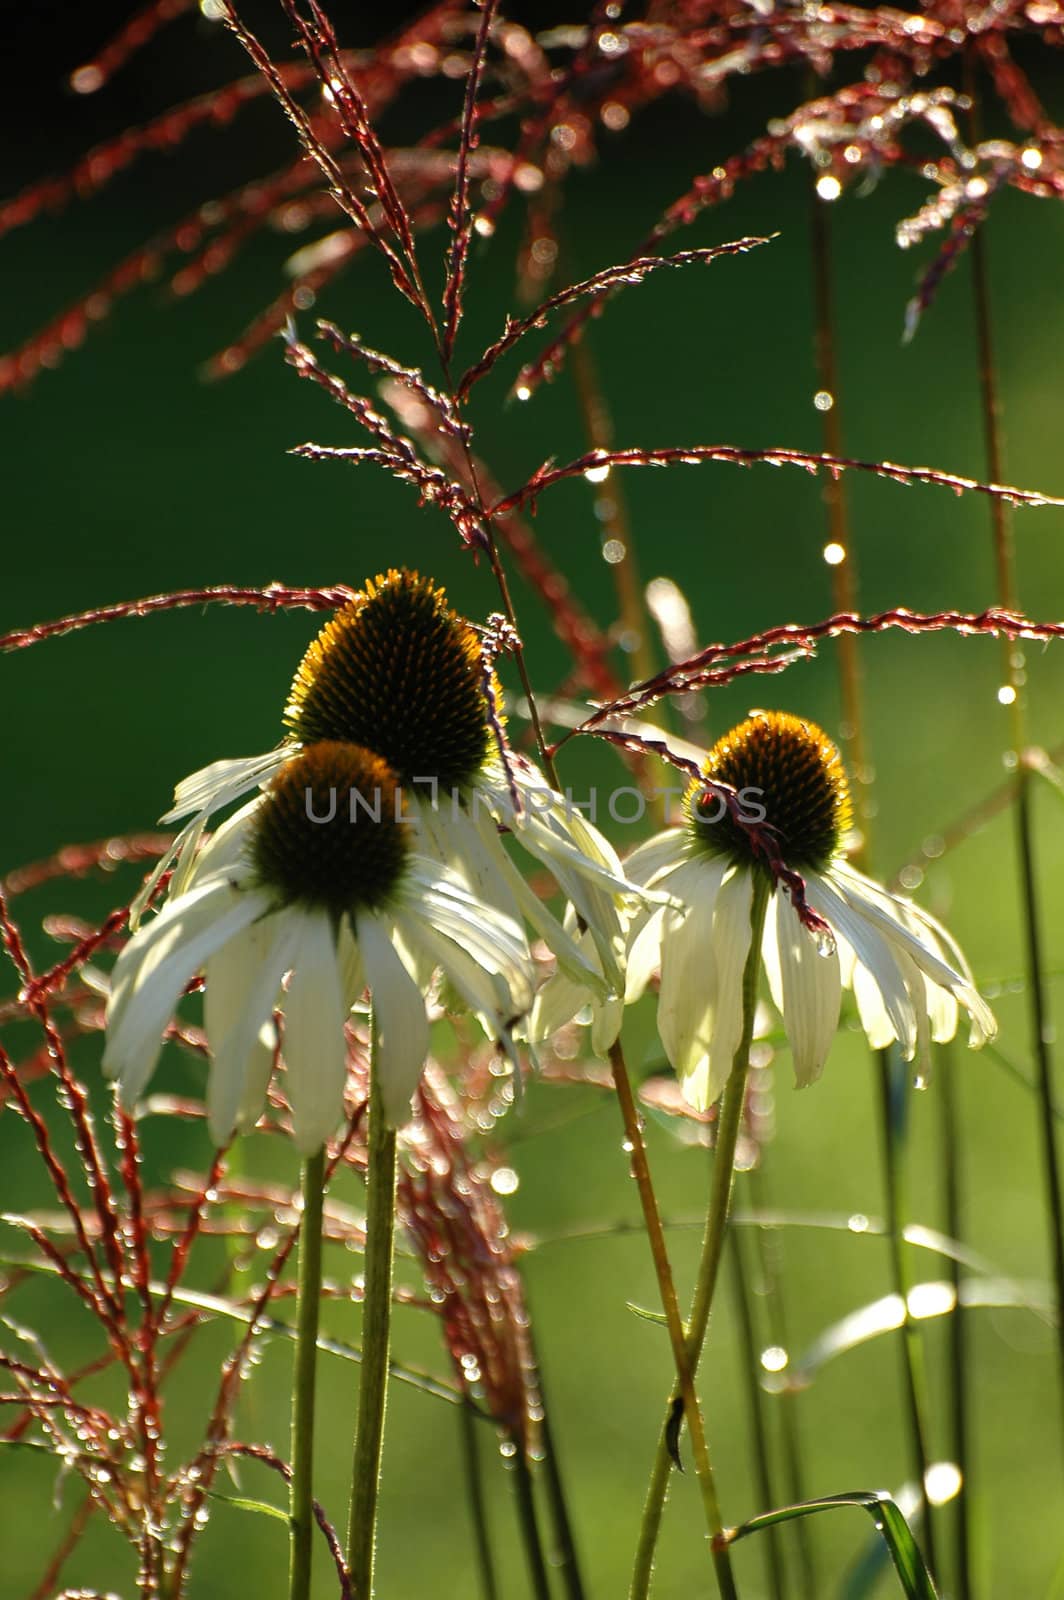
(251, 742), (410, 914)
(686, 711), (852, 872)
(284, 570), (492, 795)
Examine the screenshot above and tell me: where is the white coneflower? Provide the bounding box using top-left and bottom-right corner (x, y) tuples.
(104, 741), (535, 1151)
(144, 570), (634, 995)
(536, 711), (996, 1111)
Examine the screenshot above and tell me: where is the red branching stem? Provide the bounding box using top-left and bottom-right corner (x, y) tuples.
(2, 836), (171, 897)
(458, 237), (773, 399)
(442, 0), (501, 360)
(113, 1112), (164, 1519)
(27, 1494), (95, 1600)
(317, 319), (467, 439)
(0, 888), (127, 1317)
(20, 909), (130, 1006)
(0, 67), (316, 239)
(217, 1442), (353, 1599)
(291, 441), (489, 548)
(283, 328), (424, 461)
(155, 1152), (227, 1331)
(581, 604), (1064, 726)
(490, 444), (1064, 518)
(68, 0), (198, 92)
(375, 374), (621, 697)
(0, 582), (354, 654)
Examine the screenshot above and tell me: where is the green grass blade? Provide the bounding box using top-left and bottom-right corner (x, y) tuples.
(726, 1491), (938, 1600)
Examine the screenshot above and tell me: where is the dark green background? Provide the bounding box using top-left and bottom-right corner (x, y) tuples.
(3, 7), (1064, 1596)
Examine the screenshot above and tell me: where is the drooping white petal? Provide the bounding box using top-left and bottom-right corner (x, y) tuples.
(181, 798), (260, 894)
(624, 828), (690, 888)
(399, 913), (515, 1036)
(770, 884), (842, 1087)
(625, 905), (667, 1003)
(128, 815), (200, 930)
(898, 896), (996, 1045)
(416, 798), (520, 925)
(527, 968), (592, 1045)
(161, 749), (290, 824)
(806, 872), (916, 1055)
(704, 866), (755, 1106)
(336, 917), (367, 1011)
(467, 811), (608, 994)
(104, 883), (271, 1106)
(205, 910), (299, 1144)
(131, 753), (286, 927)
(282, 910), (348, 1155)
(402, 859), (534, 1010)
(852, 961), (897, 1050)
(830, 863), (969, 995)
(657, 858), (727, 1107)
(358, 913), (430, 1127)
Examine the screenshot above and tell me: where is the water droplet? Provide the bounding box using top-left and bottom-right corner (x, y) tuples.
(499, 1439), (518, 1458)
(925, 1460), (962, 1505)
(515, 384), (531, 402)
(814, 928), (836, 958)
(1021, 146), (1043, 171)
(70, 64), (104, 94)
(816, 174), (842, 202)
(822, 541), (845, 565)
(813, 390), (834, 412)
(997, 684), (1017, 705)
(490, 1166), (519, 1196)
(585, 460), (612, 484)
(602, 538), (626, 564)
(848, 1212), (870, 1233)
(760, 1345), (789, 1373)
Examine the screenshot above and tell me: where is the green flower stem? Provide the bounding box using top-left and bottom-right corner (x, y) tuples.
(608, 1039), (730, 1571)
(288, 1145), (327, 1600)
(875, 1050), (938, 1578)
(347, 1057), (398, 1594)
(630, 874), (770, 1600)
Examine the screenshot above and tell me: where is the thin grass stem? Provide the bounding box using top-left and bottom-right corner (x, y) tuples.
(630, 874), (771, 1600)
(812, 189), (938, 1578)
(940, 1042), (972, 1600)
(728, 1226), (786, 1600)
(876, 1050), (938, 1577)
(288, 1145), (326, 1600)
(510, 1436), (553, 1600)
(964, 113), (1064, 1454)
(535, 1354), (587, 1600)
(347, 1053), (398, 1592)
(459, 1401), (499, 1600)
(747, 1167), (817, 1598)
(608, 1038), (732, 1577)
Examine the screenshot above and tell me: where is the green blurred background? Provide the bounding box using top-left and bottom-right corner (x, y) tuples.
(3, 6), (1064, 1596)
